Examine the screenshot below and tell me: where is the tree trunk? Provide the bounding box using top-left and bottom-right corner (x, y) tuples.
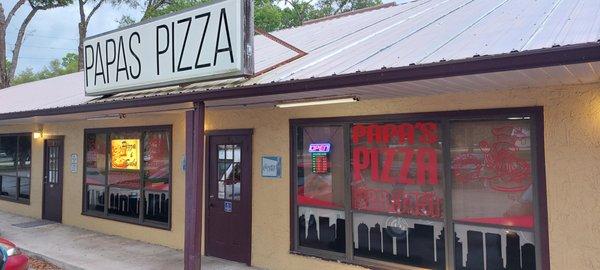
(0, 4), (9, 89)
(0, 0), (27, 89)
(77, 0), (86, 70)
(6, 0), (26, 26)
(8, 8), (37, 82)
(78, 0), (104, 70)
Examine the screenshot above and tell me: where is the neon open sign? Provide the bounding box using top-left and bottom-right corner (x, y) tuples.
(309, 143), (331, 153)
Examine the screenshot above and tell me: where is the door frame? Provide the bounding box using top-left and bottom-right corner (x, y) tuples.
(42, 135), (65, 223)
(204, 129), (253, 265)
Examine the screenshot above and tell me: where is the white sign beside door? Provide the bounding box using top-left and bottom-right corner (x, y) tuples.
(70, 154), (78, 173)
(261, 156), (281, 178)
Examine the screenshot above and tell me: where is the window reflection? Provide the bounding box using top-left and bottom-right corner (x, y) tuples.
(0, 176), (17, 197)
(0, 135), (31, 201)
(108, 187), (139, 219)
(0, 136), (18, 177)
(87, 185), (105, 212)
(144, 190), (169, 223)
(296, 126), (345, 208)
(217, 144), (242, 201)
(84, 128), (171, 226)
(85, 133), (107, 185)
(144, 131), (170, 190)
(19, 177), (29, 200)
(451, 121), (534, 228)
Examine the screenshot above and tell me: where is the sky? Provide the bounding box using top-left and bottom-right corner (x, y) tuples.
(4, 0), (403, 74)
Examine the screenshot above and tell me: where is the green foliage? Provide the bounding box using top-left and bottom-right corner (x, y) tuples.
(316, 0), (383, 15)
(12, 53), (79, 85)
(13, 0), (384, 85)
(254, 0), (284, 31)
(29, 0), (74, 9)
(143, 0), (211, 20)
(117, 14), (137, 27)
(11, 68), (37, 85)
(139, 0), (383, 32)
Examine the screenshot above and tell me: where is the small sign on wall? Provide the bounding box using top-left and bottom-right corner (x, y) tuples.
(180, 155), (187, 172)
(224, 201), (233, 213)
(261, 156), (281, 178)
(70, 154), (78, 173)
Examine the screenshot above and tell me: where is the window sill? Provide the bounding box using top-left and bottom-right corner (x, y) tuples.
(81, 211), (171, 231)
(0, 196), (30, 205)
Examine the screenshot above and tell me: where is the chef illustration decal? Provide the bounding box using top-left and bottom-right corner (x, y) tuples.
(111, 139), (140, 170)
(452, 125), (531, 192)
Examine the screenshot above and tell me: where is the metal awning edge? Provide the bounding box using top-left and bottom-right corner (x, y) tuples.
(1, 41), (599, 122)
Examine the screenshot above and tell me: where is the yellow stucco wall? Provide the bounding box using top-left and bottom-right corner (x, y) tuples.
(0, 114), (187, 249)
(204, 82), (600, 270)
(0, 81), (599, 269)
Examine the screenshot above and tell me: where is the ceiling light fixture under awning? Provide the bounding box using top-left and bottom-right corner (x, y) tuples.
(275, 97), (359, 108)
(86, 114), (126, 121)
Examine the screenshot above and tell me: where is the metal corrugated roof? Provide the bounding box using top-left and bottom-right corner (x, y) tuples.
(2, 0), (600, 113)
(0, 72), (95, 115)
(98, 0), (600, 103)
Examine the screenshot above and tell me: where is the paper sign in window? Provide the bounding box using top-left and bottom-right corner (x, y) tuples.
(111, 139), (141, 170)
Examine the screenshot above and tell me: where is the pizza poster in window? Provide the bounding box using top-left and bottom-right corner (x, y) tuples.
(111, 139), (141, 170)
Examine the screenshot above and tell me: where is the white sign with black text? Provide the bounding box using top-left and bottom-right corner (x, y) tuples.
(83, 0), (253, 96)
(70, 154), (78, 173)
(261, 156), (281, 178)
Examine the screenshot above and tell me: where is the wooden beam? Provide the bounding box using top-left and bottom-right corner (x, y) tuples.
(184, 101), (205, 270)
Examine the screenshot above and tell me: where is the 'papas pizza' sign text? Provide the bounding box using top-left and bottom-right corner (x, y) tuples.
(83, 0), (253, 96)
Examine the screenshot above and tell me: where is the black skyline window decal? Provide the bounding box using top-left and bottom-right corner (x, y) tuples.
(292, 113), (542, 269)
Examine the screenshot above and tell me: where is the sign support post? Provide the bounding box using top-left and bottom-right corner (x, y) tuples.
(185, 101), (205, 270)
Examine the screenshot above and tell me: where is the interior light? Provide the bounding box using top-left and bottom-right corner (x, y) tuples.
(276, 97), (359, 108)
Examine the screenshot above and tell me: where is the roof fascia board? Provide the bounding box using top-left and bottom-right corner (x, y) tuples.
(1, 42), (599, 121)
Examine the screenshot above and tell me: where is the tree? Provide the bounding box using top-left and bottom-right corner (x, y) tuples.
(12, 52), (79, 85)
(142, 0), (209, 19)
(77, 0), (136, 70)
(316, 0), (383, 16)
(11, 67), (36, 85)
(254, 0), (283, 31)
(0, 0), (72, 89)
(128, 0), (382, 32)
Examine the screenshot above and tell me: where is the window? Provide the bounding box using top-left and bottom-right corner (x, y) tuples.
(451, 120), (536, 270)
(217, 144), (242, 201)
(83, 126), (171, 228)
(291, 109), (545, 270)
(296, 126), (346, 253)
(351, 122), (444, 268)
(0, 134), (31, 203)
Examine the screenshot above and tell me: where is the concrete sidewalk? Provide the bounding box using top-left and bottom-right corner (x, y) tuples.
(0, 211), (254, 270)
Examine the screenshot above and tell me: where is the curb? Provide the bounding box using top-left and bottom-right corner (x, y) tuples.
(21, 249), (84, 270)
